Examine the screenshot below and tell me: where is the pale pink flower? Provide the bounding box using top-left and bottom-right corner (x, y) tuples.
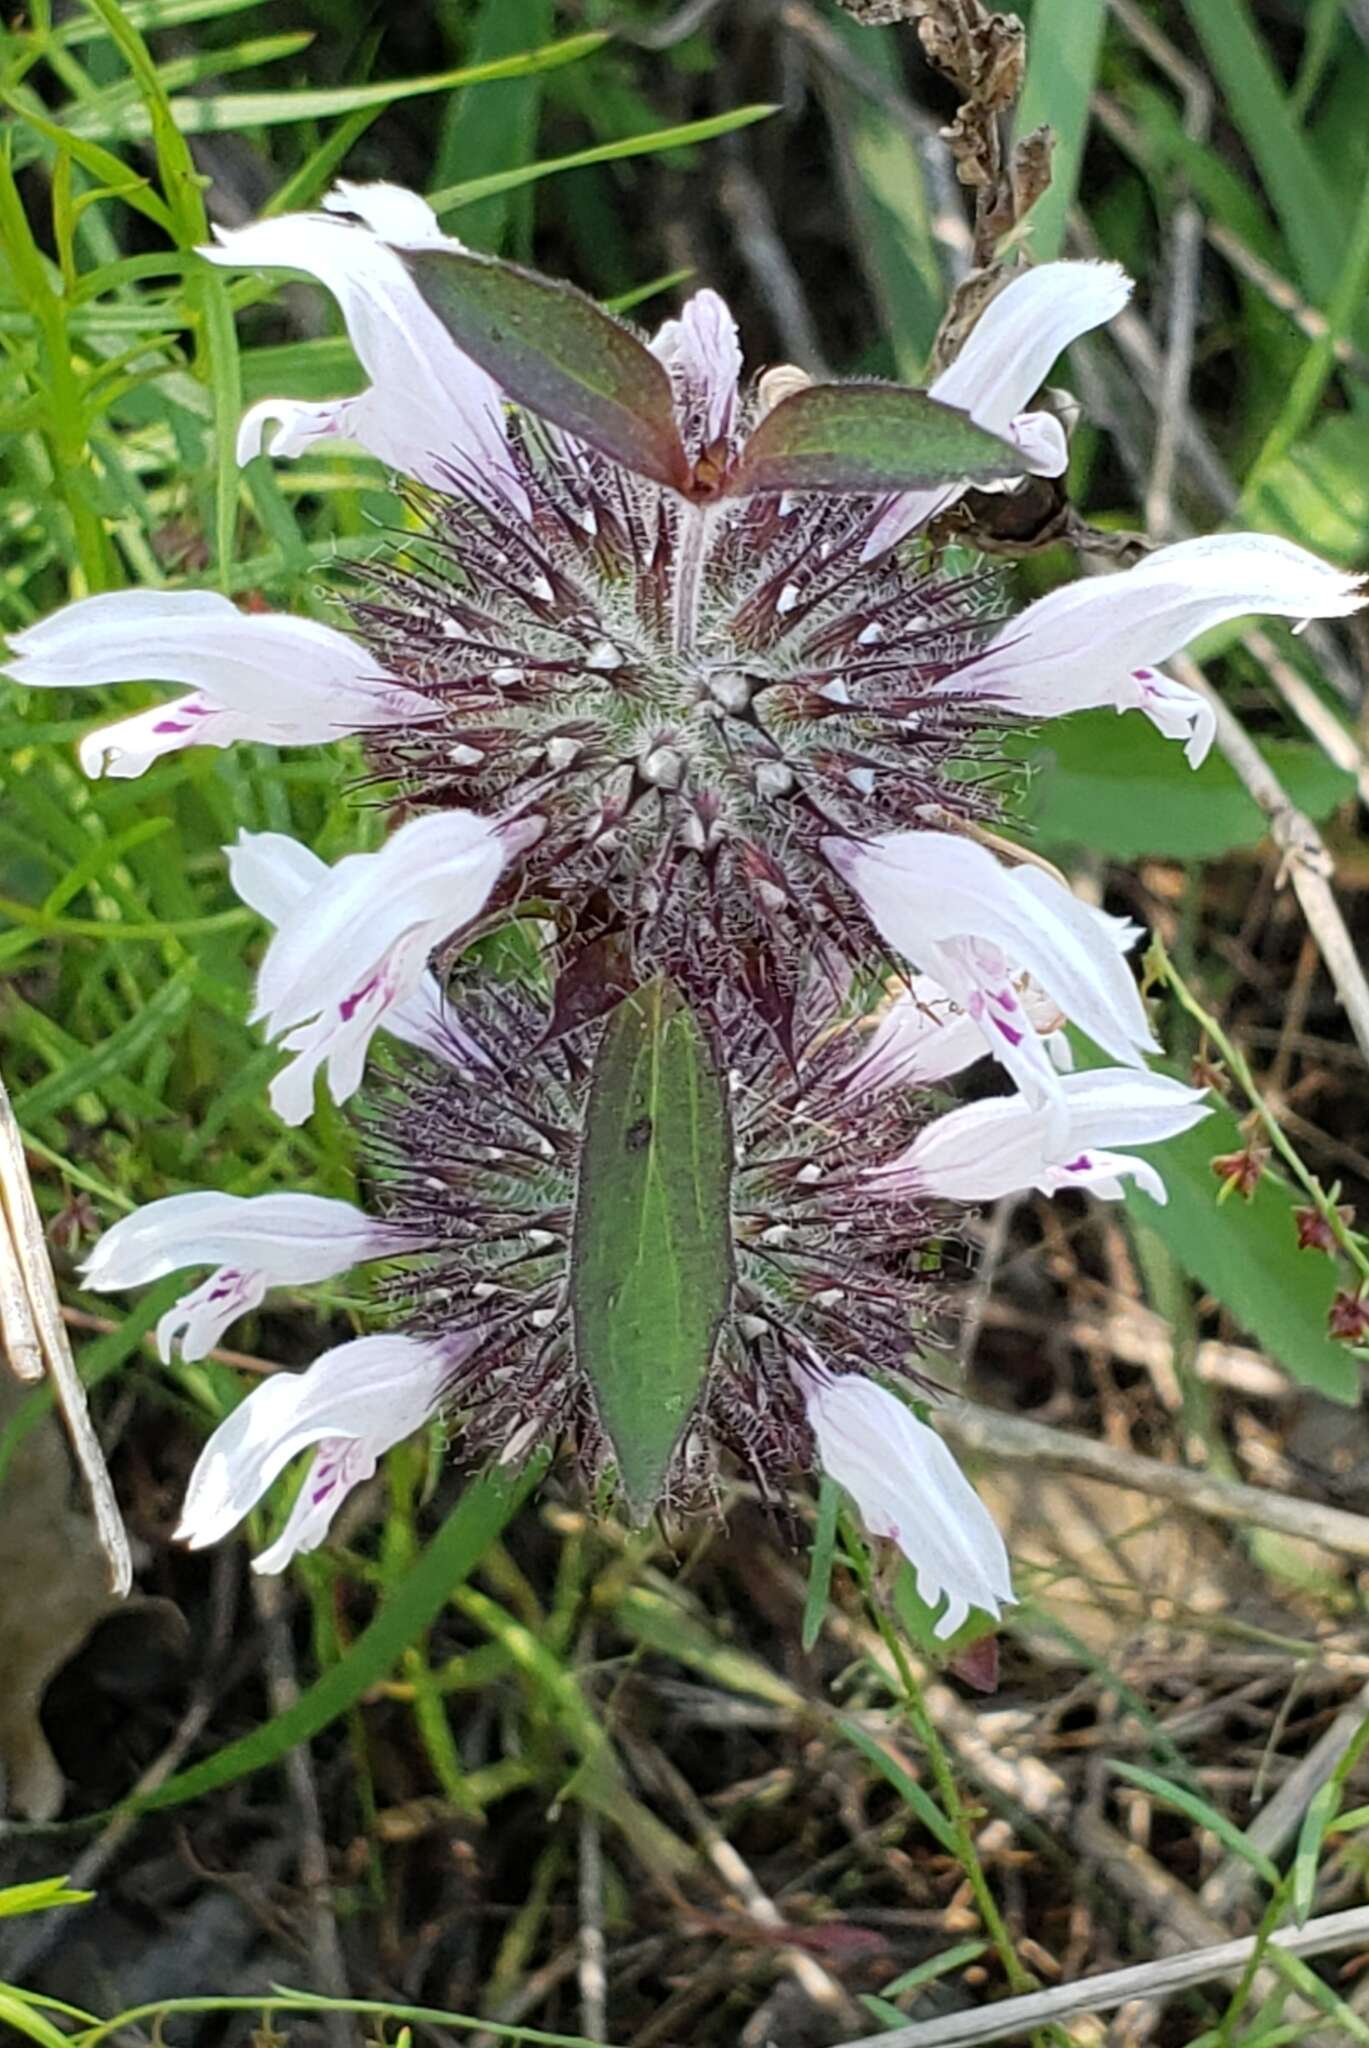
(944, 533), (1367, 766)
(867, 1068), (1210, 1205)
(176, 1332), (462, 1572)
(794, 1362), (1013, 1638)
(863, 260), (1132, 558)
(4, 589), (434, 778)
(824, 832), (1157, 1129)
(81, 1190), (399, 1361)
(650, 288), (742, 449)
(229, 811), (536, 1124)
(200, 180), (520, 502)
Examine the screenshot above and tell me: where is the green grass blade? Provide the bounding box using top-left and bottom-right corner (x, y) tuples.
(65, 32), (609, 140)
(1181, 0), (1341, 299)
(105, 1463), (543, 1819)
(1109, 1761), (1280, 1886)
(1014, 0), (1108, 261)
(430, 104), (778, 220)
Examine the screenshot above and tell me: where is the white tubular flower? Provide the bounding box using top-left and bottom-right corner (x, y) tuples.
(176, 1332), (460, 1572)
(947, 532), (1367, 768)
(4, 589), (435, 779)
(840, 972), (1070, 1096)
(868, 1067), (1211, 1205)
(824, 831), (1157, 1125)
(227, 830), (486, 1079)
(230, 811), (538, 1124)
(795, 1363), (1013, 1638)
(81, 1191), (398, 1362)
(200, 180), (520, 502)
(650, 288), (743, 449)
(863, 260), (1132, 558)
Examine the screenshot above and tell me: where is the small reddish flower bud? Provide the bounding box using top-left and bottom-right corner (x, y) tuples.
(1189, 1048), (1229, 1095)
(1211, 1144), (1267, 1201)
(1328, 1290), (1369, 1344)
(1294, 1205), (1354, 1254)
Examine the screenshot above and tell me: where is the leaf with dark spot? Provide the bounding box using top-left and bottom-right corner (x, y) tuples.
(571, 979), (733, 1514)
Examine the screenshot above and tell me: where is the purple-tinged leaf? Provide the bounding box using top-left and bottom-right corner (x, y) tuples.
(405, 246), (692, 492)
(725, 382), (1020, 497)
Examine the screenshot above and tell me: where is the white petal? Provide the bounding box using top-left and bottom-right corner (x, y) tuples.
(251, 1437), (378, 1573)
(81, 1189), (390, 1291)
(651, 289), (742, 446)
(1004, 408), (1069, 478)
(323, 179), (443, 242)
(825, 833), (1157, 1083)
(859, 263), (1130, 561)
(201, 193), (519, 501)
(798, 1367), (1013, 1638)
(950, 534), (1365, 751)
(8, 589), (432, 775)
(251, 810), (510, 1036)
(929, 261), (1133, 431)
(869, 1067), (1209, 1204)
(225, 828), (326, 924)
(176, 1333), (453, 1558)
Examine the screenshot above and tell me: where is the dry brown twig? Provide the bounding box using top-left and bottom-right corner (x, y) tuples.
(838, 1903), (1369, 2048)
(0, 1070), (131, 1595)
(831, 0), (1051, 274)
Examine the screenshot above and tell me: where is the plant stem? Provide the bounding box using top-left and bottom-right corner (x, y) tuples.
(1150, 932), (1369, 1287)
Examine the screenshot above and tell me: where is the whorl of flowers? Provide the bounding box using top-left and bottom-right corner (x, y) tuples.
(10, 180), (1363, 1640)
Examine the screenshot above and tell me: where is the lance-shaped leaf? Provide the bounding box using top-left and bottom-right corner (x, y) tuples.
(405, 246), (692, 492)
(725, 381), (1021, 497)
(571, 979), (734, 1515)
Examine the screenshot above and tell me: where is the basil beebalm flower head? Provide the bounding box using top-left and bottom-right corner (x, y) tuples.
(11, 182), (1365, 1635)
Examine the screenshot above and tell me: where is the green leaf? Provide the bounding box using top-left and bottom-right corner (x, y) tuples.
(0, 1991), (76, 2048)
(802, 1476), (842, 1652)
(1109, 1760), (1280, 1886)
(1020, 712), (1354, 861)
(725, 384), (1018, 497)
(835, 1715), (957, 1853)
(407, 246), (691, 492)
(570, 979), (733, 1513)
(113, 1465), (540, 1820)
(1244, 414), (1369, 566)
(1014, 0), (1108, 262)
(1180, 0), (1341, 300)
(64, 33), (609, 140)
(1123, 1104), (1359, 1402)
(820, 19), (942, 375)
(0, 1877), (93, 1919)
(429, 105), (780, 222)
(432, 0), (555, 253)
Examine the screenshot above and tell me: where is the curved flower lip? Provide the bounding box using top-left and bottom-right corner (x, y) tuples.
(175, 1332), (462, 1571)
(868, 1067), (1211, 1205)
(4, 589), (436, 779)
(199, 180), (522, 505)
(81, 1189), (407, 1363)
(862, 260), (1132, 558)
(231, 811), (534, 1123)
(823, 831), (1157, 1124)
(794, 1360), (1013, 1639)
(944, 532), (1367, 767)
